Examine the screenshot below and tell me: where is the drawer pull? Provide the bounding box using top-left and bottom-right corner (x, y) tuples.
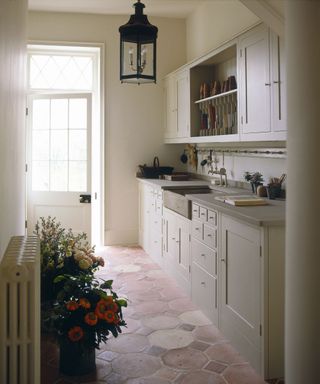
(221, 258), (226, 262)
(201, 282), (206, 286)
(195, 227), (200, 231)
(201, 253), (206, 257)
(207, 234), (212, 237)
(209, 216), (214, 219)
(171, 237), (175, 240)
(201, 213), (205, 216)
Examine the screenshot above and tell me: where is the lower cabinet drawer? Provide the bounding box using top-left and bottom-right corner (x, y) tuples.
(192, 239), (216, 276)
(203, 224), (217, 248)
(192, 262), (218, 323)
(192, 220), (203, 241)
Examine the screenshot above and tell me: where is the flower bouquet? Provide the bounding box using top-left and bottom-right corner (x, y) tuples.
(34, 216), (104, 302)
(50, 273), (127, 375)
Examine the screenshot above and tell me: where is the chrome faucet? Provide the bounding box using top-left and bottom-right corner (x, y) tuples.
(207, 151), (228, 186)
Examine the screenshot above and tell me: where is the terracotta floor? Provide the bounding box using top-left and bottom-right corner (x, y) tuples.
(41, 246), (284, 384)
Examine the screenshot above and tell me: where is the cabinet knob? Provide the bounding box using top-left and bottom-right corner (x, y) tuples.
(265, 83), (271, 86)
(201, 282), (206, 286)
(195, 227), (200, 231)
(207, 234), (212, 237)
(221, 258), (226, 262)
(201, 253), (206, 257)
(171, 237), (175, 240)
(273, 80), (280, 84)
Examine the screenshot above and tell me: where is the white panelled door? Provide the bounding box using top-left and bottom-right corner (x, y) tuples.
(27, 93), (92, 241)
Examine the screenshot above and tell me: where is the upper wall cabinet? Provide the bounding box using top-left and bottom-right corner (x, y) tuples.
(163, 24), (287, 144)
(238, 24), (286, 141)
(164, 69), (190, 140)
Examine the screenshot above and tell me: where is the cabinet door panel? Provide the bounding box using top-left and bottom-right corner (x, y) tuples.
(177, 70), (190, 138)
(270, 32), (286, 133)
(220, 215), (261, 372)
(239, 25), (270, 135)
(177, 216), (191, 281)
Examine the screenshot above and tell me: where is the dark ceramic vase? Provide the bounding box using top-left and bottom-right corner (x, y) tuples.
(59, 340), (96, 376)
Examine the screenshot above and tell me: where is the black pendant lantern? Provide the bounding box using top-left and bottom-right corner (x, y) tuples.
(119, 0), (158, 84)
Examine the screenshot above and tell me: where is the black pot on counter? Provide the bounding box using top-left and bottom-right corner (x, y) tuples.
(139, 157), (174, 179)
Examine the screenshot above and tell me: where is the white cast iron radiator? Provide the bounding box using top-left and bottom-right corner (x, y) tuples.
(0, 236), (40, 384)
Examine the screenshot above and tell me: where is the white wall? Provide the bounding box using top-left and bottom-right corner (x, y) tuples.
(0, 0), (28, 259)
(27, 11), (186, 245)
(186, 0), (259, 61)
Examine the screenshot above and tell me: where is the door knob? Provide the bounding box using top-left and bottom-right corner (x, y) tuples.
(80, 194), (91, 203)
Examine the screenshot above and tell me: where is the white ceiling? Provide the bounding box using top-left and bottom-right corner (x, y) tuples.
(28, 0), (208, 18)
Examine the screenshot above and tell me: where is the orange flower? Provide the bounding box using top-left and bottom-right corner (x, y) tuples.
(104, 310), (115, 323)
(84, 312), (98, 326)
(68, 326), (84, 342)
(95, 299), (107, 319)
(107, 302), (119, 313)
(79, 298), (91, 309)
(66, 300), (79, 311)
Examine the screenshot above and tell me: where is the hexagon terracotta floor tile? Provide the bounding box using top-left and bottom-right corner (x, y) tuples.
(41, 246), (269, 384)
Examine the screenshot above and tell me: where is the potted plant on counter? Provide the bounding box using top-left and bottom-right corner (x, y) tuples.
(244, 171), (264, 193)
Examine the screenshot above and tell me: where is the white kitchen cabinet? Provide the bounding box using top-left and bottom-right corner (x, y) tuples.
(163, 23), (286, 144)
(164, 69), (190, 141)
(139, 183), (163, 266)
(220, 214), (285, 379)
(163, 207), (191, 295)
(164, 73), (177, 139)
(238, 24), (286, 141)
(191, 203), (219, 324)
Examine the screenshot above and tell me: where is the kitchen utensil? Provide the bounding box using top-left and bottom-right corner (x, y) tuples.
(180, 150), (188, 164)
(279, 173), (287, 184)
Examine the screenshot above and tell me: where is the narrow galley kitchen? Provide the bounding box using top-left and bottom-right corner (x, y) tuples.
(42, 245), (274, 384)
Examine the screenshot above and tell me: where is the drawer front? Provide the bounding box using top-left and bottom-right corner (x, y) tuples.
(192, 220), (203, 241)
(199, 206), (207, 222)
(192, 203), (200, 220)
(192, 263), (217, 312)
(207, 209), (217, 226)
(203, 224), (217, 248)
(192, 239), (217, 276)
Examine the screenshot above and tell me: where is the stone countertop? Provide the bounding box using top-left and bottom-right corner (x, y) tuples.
(187, 193), (285, 227)
(137, 178), (285, 227)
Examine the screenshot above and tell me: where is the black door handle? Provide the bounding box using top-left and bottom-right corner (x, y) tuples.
(80, 194), (91, 203)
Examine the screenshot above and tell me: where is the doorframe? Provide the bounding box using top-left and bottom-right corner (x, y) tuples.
(26, 40), (105, 247)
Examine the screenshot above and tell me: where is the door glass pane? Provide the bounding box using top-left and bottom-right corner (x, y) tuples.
(33, 99), (50, 130)
(51, 130), (68, 160)
(32, 130), (49, 160)
(69, 161), (86, 191)
(51, 161), (68, 191)
(51, 99), (68, 129)
(32, 161), (49, 191)
(69, 99), (87, 129)
(69, 130), (86, 161)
